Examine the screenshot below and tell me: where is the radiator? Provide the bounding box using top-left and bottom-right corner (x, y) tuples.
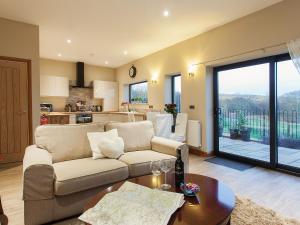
(187, 120), (201, 148)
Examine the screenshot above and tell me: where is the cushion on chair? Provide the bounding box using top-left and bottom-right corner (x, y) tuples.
(118, 150), (176, 177)
(53, 157), (128, 195)
(105, 121), (154, 152)
(35, 123), (105, 163)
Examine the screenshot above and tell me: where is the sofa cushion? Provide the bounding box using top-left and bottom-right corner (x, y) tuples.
(101, 137), (125, 159)
(87, 129), (119, 159)
(35, 123), (105, 163)
(118, 150), (176, 177)
(53, 157), (128, 195)
(106, 121), (154, 152)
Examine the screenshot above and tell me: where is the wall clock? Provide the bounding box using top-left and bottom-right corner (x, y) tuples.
(129, 65), (137, 78)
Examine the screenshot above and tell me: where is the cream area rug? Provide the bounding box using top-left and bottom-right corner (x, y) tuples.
(232, 197), (300, 225)
(53, 196), (300, 225)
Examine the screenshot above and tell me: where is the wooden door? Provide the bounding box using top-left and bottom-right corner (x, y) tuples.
(0, 59), (30, 164)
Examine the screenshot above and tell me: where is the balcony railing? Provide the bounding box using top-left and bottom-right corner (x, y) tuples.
(218, 109), (300, 149)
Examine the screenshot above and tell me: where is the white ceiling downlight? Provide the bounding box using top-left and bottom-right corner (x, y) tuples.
(163, 10), (169, 17)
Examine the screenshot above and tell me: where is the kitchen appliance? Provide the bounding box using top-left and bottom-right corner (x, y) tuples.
(65, 104), (72, 112)
(95, 105), (102, 112)
(40, 103), (53, 112)
(76, 113), (93, 123)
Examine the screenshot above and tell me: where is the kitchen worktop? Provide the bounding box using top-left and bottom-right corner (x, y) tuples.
(44, 111), (146, 116)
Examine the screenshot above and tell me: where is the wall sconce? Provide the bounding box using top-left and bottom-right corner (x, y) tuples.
(151, 74), (158, 84)
(188, 65), (196, 77)
(151, 78), (158, 84)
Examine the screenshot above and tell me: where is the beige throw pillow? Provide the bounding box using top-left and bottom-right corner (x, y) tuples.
(87, 129), (118, 159)
(100, 137), (124, 159)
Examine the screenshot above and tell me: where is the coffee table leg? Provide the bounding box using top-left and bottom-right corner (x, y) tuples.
(226, 217), (231, 225)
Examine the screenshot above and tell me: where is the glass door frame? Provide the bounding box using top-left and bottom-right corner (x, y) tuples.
(213, 53), (300, 175)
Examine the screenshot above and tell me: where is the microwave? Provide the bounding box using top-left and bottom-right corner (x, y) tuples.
(76, 113), (93, 124)
(40, 103), (53, 112)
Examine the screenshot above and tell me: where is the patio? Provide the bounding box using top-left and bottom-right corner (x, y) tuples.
(219, 137), (300, 168)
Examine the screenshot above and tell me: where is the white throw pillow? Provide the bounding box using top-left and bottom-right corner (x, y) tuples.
(87, 129), (118, 159)
(100, 137), (124, 159)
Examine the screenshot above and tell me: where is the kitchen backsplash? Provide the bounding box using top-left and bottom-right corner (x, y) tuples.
(41, 87), (103, 111)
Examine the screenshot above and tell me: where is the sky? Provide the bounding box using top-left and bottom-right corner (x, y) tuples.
(219, 60), (300, 96)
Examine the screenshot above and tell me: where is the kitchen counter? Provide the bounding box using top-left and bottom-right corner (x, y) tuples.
(44, 111), (146, 116)
(41, 111), (146, 124)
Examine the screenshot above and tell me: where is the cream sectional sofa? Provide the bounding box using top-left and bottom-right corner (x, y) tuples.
(23, 121), (189, 225)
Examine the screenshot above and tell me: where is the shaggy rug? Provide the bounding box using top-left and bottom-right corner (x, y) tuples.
(232, 197), (300, 225)
(53, 196), (300, 225)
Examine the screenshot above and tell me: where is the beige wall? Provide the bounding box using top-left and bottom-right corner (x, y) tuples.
(0, 17), (39, 139)
(40, 58), (116, 83)
(116, 0), (300, 153)
(40, 58), (116, 111)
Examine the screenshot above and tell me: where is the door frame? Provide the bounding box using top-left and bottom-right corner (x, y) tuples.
(213, 53), (300, 176)
(0, 56), (33, 145)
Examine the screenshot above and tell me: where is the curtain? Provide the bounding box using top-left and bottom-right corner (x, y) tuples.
(287, 38), (300, 74)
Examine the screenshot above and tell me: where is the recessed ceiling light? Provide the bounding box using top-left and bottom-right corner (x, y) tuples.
(57, 53), (62, 57)
(123, 51), (128, 55)
(105, 61), (108, 65)
(163, 10), (169, 17)
(66, 39), (72, 44)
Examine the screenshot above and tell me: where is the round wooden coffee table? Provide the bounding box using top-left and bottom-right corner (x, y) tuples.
(84, 173), (235, 225)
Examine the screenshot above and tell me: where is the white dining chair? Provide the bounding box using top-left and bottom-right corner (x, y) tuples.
(146, 111), (160, 127)
(154, 114), (173, 138)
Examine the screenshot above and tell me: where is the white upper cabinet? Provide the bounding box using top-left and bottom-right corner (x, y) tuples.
(94, 80), (118, 111)
(40, 75), (69, 97)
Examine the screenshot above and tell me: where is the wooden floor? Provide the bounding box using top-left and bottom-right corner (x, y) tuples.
(220, 137), (300, 167)
(0, 155), (300, 225)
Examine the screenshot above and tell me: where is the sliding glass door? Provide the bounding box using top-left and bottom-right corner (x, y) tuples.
(214, 54), (300, 173)
(277, 59), (300, 171)
(216, 62), (270, 163)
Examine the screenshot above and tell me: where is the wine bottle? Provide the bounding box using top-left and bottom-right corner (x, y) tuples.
(175, 147), (184, 188)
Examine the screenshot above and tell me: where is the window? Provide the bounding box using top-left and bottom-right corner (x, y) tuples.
(171, 75), (181, 112)
(129, 81), (148, 103)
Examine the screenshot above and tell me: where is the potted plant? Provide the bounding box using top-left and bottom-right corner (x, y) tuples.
(164, 104), (178, 132)
(229, 126), (239, 139)
(238, 112), (251, 141)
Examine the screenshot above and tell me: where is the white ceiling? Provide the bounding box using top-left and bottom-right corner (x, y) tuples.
(0, 0), (282, 68)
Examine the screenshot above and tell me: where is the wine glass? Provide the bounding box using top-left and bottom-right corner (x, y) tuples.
(150, 161), (161, 189)
(160, 159), (172, 190)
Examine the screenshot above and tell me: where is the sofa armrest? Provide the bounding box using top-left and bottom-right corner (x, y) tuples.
(23, 145), (55, 201)
(151, 136), (189, 172)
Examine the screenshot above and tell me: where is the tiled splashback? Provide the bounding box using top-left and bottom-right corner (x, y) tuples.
(66, 88), (95, 107)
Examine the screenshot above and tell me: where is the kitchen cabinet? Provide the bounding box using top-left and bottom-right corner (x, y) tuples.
(69, 114), (76, 124)
(93, 81), (118, 111)
(47, 115), (69, 124)
(93, 114), (110, 123)
(40, 75), (69, 97)
(109, 114), (128, 122)
(93, 113), (145, 123)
